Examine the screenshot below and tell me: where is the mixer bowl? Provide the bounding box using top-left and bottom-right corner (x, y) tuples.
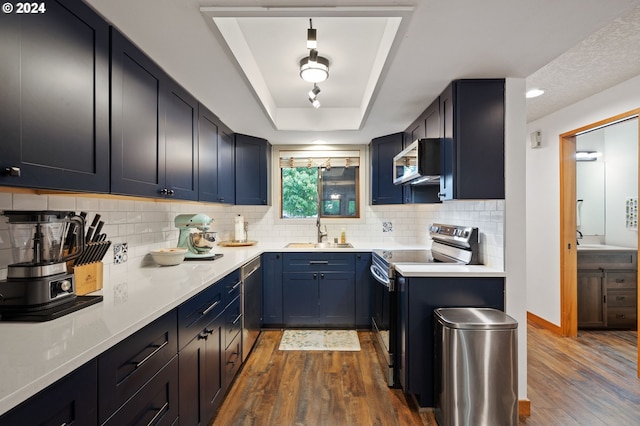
(188, 231), (217, 253)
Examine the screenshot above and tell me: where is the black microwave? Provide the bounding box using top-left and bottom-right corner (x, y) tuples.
(393, 138), (441, 185)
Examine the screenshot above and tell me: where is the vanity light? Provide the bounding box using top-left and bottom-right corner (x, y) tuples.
(575, 151), (602, 161)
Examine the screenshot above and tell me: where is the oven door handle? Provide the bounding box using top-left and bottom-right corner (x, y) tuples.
(370, 264), (392, 288)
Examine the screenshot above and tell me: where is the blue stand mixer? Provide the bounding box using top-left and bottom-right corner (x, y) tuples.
(175, 214), (219, 259)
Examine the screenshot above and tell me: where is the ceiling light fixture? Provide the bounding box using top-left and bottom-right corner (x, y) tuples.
(300, 19), (330, 83)
(526, 88), (545, 98)
(309, 97), (321, 109)
(307, 19), (317, 49)
(308, 84), (321, 100)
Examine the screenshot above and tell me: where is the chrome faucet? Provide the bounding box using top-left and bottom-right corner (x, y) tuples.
(316, 216), (328, 243)
(577, 230), (583, 245)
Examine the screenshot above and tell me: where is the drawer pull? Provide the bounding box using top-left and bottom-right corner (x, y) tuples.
(146, 401), (169, 426)
(201, 300), (221, 316)
(232, 314), (242, 326)
(616, 314), (626, 319)
(616, 296), (626, 301)
(135, 340), (169, 369)
(228, 280), (241, 293)
(615, 278), (625, 283)
(309, 260), (329, 265)
(227, 351), (240, 366)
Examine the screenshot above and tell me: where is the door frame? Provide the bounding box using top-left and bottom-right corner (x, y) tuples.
(559, 108), (640, 374)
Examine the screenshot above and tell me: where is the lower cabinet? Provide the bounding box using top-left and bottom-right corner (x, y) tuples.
(282, 253), (356, 327)
(179, 314), (224, 425)
(577, 249), (637, 330)
(98, 310), (178, 424)
(101, 356), (179, 426)
(0, 359), (98, 425)
(397, 275), (505, 408)
(262, 253), (284, 326)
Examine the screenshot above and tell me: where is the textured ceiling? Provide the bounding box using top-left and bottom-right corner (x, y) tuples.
(84, 0), (640, 144)
(526, 4), (640, 122)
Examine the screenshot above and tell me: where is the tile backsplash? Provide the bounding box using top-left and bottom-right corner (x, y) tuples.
(0, 192), (505, 281)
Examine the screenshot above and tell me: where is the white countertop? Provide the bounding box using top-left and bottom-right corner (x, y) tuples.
(0, 242), (503, 415)
(577, 244), (637, 251)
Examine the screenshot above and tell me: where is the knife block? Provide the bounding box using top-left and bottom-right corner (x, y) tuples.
(73, 262), (104, 295)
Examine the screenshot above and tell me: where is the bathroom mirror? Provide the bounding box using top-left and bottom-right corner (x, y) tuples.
(576, 117), (638, 237)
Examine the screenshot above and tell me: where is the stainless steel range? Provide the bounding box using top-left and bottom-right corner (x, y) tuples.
(370, 223), (479, 386)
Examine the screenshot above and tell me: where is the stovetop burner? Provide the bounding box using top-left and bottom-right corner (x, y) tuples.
(0, 295), (103, 322)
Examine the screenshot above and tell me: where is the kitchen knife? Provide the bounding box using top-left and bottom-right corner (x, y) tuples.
(85, 214), (101, 243)
(91, 221), (104, 242)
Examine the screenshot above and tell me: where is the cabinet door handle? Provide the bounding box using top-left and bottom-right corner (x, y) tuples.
(320, 273), (325, 279)
(159, 188), (168, 195)
(146, 401), (169, 426)
(313, 273), (317, 279)
(232, 313), (242, 325)
(228, 280), (241, 293)
(167, 189), (175, 196)
(135, 340), (169, 369)
(201, 299), (221, 316)
(309, 260), (329, 265)
(3, 167), (21, 177)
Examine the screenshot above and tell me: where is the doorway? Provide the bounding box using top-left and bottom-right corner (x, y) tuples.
(559, 108), (640, 375)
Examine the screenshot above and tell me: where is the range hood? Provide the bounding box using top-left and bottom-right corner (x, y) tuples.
(393, 138), (441, 185)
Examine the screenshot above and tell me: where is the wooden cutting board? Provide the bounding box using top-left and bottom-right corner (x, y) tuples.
(218, 240), (258, 247)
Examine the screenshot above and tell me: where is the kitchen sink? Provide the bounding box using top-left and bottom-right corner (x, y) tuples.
(285, 242), (354, 249)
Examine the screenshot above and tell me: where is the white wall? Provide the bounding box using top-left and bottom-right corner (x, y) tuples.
(504, 78), (529, 403)
(526, 73), (640, 325)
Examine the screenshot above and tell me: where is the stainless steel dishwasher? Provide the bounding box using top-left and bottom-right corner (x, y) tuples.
(241, 255), (262, 362)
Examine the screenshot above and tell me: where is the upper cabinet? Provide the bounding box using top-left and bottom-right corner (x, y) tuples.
(439, 79), (505, 200)
(0, 0), (110, 192)
(111, 29), (198, 200)
(218, 122), (236, 204)
(370, 133), (404, 205)
(235, 134), (271, 206)
(198, 104), (236, 204)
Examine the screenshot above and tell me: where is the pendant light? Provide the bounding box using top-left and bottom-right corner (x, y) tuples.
(300, 19), (329, 83)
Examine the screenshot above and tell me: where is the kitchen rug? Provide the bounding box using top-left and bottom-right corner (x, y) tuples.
(278, 329), (361, 351)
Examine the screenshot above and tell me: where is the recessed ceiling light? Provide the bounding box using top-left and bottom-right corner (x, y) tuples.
(526, 88), (545, 98)
(312, 139), (327, 144)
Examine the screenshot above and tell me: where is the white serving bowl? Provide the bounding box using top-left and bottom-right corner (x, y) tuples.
(150, 248), (188, 266)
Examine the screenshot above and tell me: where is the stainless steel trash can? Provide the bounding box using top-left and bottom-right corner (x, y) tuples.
(434, 308), (518, 426)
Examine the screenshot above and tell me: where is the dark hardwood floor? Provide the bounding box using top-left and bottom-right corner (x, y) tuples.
(212, 322), (639, 425)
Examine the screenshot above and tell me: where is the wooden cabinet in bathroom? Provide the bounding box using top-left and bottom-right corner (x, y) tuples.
(577, 249), (637, 329)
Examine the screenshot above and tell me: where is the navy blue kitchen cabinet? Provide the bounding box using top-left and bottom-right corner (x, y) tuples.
(282, 253), (356, 327)
(262, 253), (284, 326)
(218, 122), (236, 204)
(98, 309), (178, 424)
(198, 104), (237, 204)
(178, 269), (241, 425)
(235, 134), (271, 205)
(0, 359), (98, 425)
(0, 0), (110, 192)
(439, 79), (505, 200)
(370, 133), (404, 205)
(163, 77), (199, 200)
(111, 28), (198, 200)
(397, 275), (505, 408)
(355, 253), (373, 328)
(179, 312), (224, 425)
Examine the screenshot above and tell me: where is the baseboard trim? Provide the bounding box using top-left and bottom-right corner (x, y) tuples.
(527, 311), (562, 335)
(519, 399), (531, 417)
